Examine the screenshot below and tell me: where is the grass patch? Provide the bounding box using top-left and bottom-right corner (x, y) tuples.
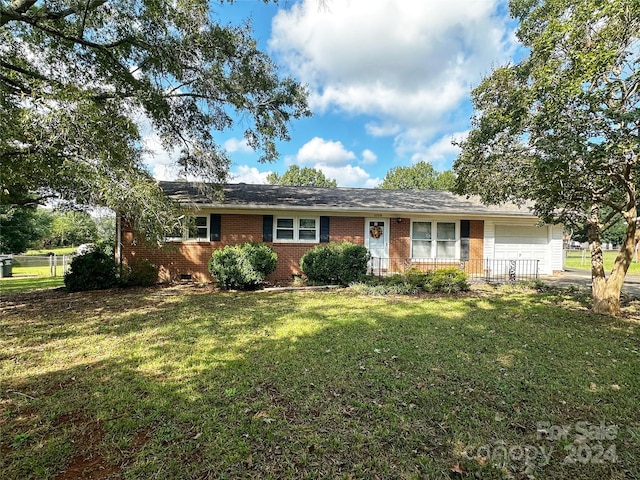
(24, 247), (77, 256)
(565, 249), (640, 274)
(1, 286), (638, 479)
(10, 266), (68, 278)
(0, 277), (64, 294)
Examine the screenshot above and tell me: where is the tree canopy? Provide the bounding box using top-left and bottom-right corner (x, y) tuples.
(49, 211), (98, 247)
(266, 165), (337, 187)
(378, 162), (455, 191)
(0, 0), (310, 239)
(0, 204), (40, 253)
(454, 0), (640, 315)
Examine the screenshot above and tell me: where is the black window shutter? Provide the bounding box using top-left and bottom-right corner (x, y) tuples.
(320, 216), (330, 243)
(263, 215), (273, 242)
(460, 220), (470, 261)
(210, 214), (221, 241)
(460, 220), (470, 238)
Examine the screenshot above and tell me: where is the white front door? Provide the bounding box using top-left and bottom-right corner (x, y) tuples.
(365, 219), (389, 271)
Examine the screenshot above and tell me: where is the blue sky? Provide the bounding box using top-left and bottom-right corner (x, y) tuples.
(143, 0), (522, 188)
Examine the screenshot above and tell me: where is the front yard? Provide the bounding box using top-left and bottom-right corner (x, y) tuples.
(564, 249), (640, 274)
(1, 285), (638, 479)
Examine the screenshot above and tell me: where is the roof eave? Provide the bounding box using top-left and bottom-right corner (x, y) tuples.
(183, 203), (538, 219)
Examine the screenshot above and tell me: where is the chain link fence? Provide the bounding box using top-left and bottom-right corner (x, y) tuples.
(3, 254), (72, 277)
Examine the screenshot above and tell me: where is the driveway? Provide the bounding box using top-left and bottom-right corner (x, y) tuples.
(541, 268), (640, 298)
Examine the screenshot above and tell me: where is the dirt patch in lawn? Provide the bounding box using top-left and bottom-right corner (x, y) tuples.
(52, 413), (116, 480)
(51, 413), (152, 480)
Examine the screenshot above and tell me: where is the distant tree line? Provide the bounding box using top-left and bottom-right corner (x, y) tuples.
(378, 162), (455, 191)
(269, 163), (455, 190)
(0, 207), (114, 254)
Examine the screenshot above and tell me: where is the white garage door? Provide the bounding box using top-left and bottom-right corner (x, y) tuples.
(494, 225), (549, 274)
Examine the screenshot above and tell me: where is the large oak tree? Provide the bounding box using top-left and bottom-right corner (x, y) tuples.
(0, 0), (310, 239)
(454, 0), (639, 315)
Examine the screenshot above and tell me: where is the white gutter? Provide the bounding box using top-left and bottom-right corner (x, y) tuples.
(185, 204), (539, 219)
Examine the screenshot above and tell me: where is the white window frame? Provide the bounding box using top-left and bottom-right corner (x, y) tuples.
(410, 220), (432, 259)
(165, 215), (209, 242)
(187, 215), (209, 241)
(410, 219), (459, 259)
(274, 216), (320, 243)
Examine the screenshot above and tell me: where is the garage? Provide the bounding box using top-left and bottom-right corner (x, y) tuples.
(494, 225), (549, 275)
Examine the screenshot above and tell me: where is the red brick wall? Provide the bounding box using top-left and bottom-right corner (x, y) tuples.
(121, 214), (369, 284)
(220, 214), (262, 244)
(122, 241), (216, 283)
(121, 213), (263, 283)
(466, 220), (485, 274)
(469, 220), (484, 259)
(388, 218), (410, 273)
(121, 215), (486, 283)
(389, 218), (410, 258)
(269, 216), (366, 280)
(330, 217), (365, 245)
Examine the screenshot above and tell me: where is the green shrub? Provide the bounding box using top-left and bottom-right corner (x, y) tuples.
(424, 267), (469, 293)
(349, 281), (420, 296)
(403, 268), (432, 288)
(64, 249), (118, 292)
(121, 257), (159, 287)
(349, 267), (469, 296)
(208, 243), (277, 290)
(385, 273), (406, 287)
(300, 242), (370, 286)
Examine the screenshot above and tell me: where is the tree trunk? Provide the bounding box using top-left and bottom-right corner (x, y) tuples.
(590, 204), (637, 316)
(588, 207), (609, 313)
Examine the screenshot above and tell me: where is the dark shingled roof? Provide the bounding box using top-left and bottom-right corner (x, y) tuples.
(159, 181), (536, 217)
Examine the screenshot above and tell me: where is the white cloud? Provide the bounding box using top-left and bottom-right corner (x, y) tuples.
(295, 136), (356, 165)
(230, 165), (271, 184)
(224, 137), (253, 153)
(361, 149), (377, 165)
(311, 163), (380, 188)
(407, 130), (469, 170)
(271, 0), (513, 120)
(271, 0), (516, 160)
(289, 138), (381, 186)
(141, 132), (183, 181)
(365, 122), (402, 138)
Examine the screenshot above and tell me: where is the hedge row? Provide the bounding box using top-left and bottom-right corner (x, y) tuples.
(65, 242), (469, 295)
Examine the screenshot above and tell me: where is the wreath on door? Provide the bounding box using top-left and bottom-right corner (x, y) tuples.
(369, 225), (383, 239)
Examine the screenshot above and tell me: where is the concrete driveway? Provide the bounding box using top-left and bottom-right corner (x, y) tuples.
(541, 269), (640, 298)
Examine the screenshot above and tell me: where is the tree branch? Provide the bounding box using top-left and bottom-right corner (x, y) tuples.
(0, 73), (32, 95)
(0, 59), (51, 83)
(10, 0), (37, 14)
(0, 0), (107, 26)
(79, 0), (92, 38)
(1, 8), (141, 51)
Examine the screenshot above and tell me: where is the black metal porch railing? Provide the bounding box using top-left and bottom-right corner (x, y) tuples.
(368, 258), (540, 283)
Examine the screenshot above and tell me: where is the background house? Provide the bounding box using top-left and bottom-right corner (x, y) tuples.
(117, 182), (564, 283)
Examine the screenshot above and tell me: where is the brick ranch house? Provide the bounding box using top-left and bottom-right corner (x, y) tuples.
(117, 181), (564, 283)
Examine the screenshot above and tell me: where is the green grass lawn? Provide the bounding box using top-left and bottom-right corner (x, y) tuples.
(0, 277), (65, 294)
(10, 265), (68, 277)
(24, 247), (77, 256)
(1, 285), (638, 479)
(565, 249), (640, 274)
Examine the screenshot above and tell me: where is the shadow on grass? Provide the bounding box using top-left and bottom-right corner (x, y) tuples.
(1, 286), (639, 479)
